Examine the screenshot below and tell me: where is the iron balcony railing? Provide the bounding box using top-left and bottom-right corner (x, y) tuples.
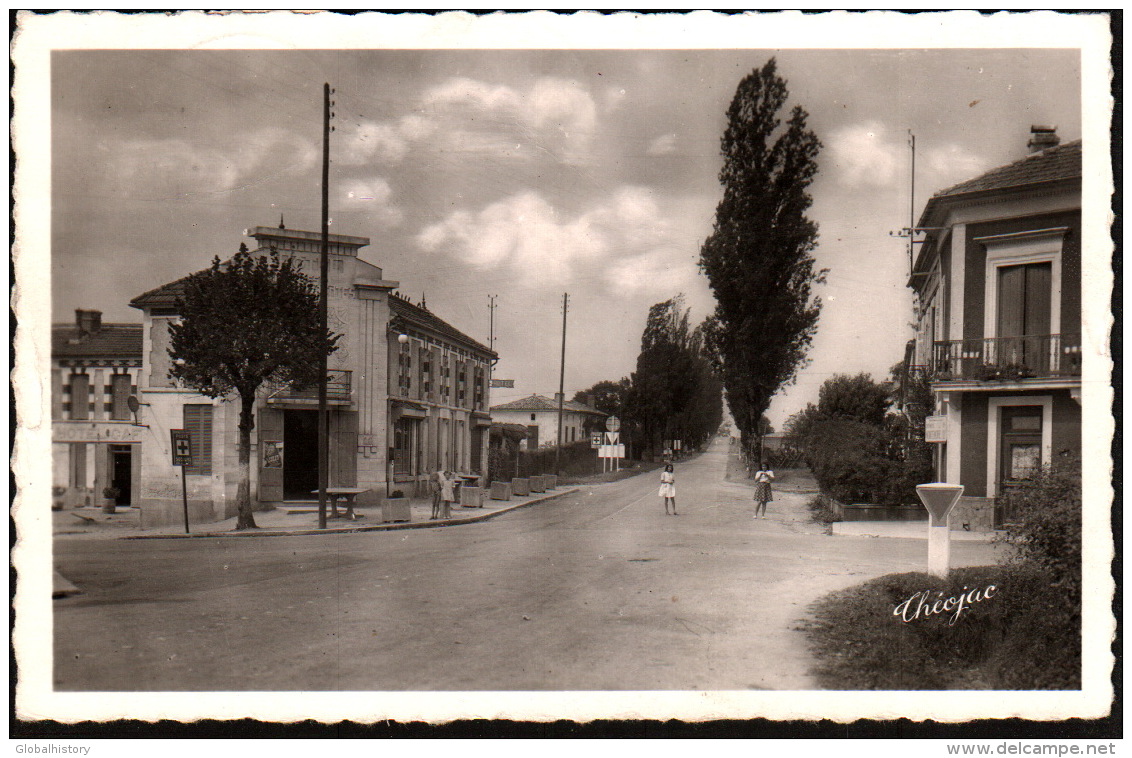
(931, 334), (1080, 381)
(270, 369), (352, 401)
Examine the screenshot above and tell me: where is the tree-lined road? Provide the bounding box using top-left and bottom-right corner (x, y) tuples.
(54, 438), (1000, 691)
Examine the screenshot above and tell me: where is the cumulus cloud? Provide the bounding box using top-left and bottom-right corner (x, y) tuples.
(103, 128), (317, 198)
(341, 177), (403, 228)
(416, 186), (690, 292)
(921, 143), (990, 191)
(340, 75), (601, 167)
(826, 122), (903, 188)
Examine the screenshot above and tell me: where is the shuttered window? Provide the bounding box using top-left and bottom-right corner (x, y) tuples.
(110, 374), (132, 420)
(183, 404), (213, 475)
(69, 374), (90, 420)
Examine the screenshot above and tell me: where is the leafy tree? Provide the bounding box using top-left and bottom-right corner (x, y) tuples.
(625, 296), (722, 456)
(786, 373), (931, 505)
(169, 247), (339, 529)
(574, 378), (631, 435)
(818, 373), (891, 426)
(699, 58), (824, 457)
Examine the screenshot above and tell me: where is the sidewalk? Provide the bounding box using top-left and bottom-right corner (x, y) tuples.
(832, 520), (1000, 541)
(52, 487), (577, 540)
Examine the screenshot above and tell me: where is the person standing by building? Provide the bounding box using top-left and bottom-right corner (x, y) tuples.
(429, 470), (444, 520)
(753, 466), (775, 518)
(659, 463), (677, 516)
(440, 469), (458, 519)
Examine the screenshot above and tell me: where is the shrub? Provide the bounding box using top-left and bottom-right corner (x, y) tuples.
(997, 454), (1082, 599)
(807, 493), (841, 524)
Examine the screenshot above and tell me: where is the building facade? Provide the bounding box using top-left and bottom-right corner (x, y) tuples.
(51, 310), (144, 510)
(128, 224), (493, 526)
(908, 128), (1081, 530)
(489, 394), (606, 449)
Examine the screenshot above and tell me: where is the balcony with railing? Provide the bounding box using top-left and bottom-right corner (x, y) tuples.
(268, 369), (352, 405)
(930, 334), (1080, 383)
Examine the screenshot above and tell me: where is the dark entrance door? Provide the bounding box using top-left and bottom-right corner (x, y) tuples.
(283, 409), (319, 500)
(110, 445), (132, 506)
(996, 405), (1043, 526)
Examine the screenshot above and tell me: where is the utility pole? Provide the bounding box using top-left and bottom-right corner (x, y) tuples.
(488, 295), (498, 351)
(908, 129), (916, 275)
(317, 82), (333, 530)
(555, 293), (568, 475)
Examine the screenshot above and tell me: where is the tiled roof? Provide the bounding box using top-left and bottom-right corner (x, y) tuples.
(933, 139), (1081, 199)
(129, 273), (198, 310)
(389, 296), (495, 357)
(490, 393), (606, 415)
(52, 323), (143, 358)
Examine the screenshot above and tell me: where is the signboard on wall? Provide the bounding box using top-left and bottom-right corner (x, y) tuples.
(924, 415), (947, 443)
(490, 379), (515, 388)
(590, 433), (602, 448)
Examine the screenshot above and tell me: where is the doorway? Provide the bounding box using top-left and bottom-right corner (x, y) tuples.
(996, 405), (1043, 525)
(110, 445), (132, 506)
(283, 410), (319, 500)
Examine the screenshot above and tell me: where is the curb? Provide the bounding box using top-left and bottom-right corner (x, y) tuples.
(119, 488), (578, 540)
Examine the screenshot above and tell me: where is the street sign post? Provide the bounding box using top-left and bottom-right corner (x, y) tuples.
(924, 416), (947, 443)
(605, 416), (620, 433)
(170, 429), (192, 534)
(915, 483), (965, 577)
(590, 432), (602, 448)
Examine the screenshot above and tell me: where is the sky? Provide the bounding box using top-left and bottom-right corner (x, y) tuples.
(46, 26), (1083, 428)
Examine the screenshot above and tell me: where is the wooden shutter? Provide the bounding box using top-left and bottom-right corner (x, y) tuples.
(70, 374), (90, 420)
(257, 407), (284, 501)
(110, 374), (132, 420)
(183, 404), (213, 475)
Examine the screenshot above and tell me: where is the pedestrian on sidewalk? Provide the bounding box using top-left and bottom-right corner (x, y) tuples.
(753, 466), (775, 518)
(429, 470), (444, 519)
(659, 463), (677, 515)
(440, 469), (458, 519)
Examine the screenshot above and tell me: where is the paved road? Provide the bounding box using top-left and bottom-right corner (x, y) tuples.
(53, 439), (1001, 691)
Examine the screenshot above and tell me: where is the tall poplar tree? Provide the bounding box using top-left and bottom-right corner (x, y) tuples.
(699, 58), (824, 459)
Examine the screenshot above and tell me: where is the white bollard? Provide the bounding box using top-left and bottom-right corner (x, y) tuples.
(915, 483), (965, 578)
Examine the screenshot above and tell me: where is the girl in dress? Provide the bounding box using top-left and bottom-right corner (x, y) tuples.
(753, 467), (775, 518)
(659, 463), (677, 516)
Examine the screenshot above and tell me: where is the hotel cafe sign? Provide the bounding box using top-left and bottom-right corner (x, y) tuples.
(54, 421), (145, 444)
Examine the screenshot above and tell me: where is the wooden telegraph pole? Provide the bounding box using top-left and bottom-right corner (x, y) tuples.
(317, 83), (332, 530)
(555, 293), (568, 475)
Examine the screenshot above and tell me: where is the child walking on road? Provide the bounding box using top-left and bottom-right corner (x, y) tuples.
(753, 466), (775, 518)
(659, 463), (677, 516)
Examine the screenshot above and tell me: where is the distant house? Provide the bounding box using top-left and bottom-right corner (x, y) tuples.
(51, 310), (144, 509)
(908, 126), (1081, 530)
(490, 393), (606, 449)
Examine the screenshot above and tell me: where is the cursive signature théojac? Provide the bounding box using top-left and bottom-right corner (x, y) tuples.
(893, 584), (997, 626)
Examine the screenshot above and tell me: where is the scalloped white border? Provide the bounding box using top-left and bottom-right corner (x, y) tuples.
(11, 10), (1115, 725)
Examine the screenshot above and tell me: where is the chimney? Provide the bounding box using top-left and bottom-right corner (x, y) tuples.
(554, 392), (564, 404)
(75, 309), (102, 334)
(1027, 125), (1060, 154)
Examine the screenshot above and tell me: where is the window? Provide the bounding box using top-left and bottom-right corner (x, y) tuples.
(183, 404), (213, 475)
(69, 374), (90, 420)
(393, 418), (416, 475)
(110, 374), (132, 420)
(995, 262), (1053, 370)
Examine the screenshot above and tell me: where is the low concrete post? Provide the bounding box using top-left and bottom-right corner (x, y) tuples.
(915, 483), (965, 578)
(460, 486), (484, 508)
(511, 477), (530, 496)
(544, 474), (557, 490)
(490, 481), (512, 501)
(529, 475), (546, 493)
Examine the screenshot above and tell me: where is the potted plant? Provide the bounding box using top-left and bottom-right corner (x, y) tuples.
(382, 489), (411, 523)
(101, 486), (121, 514)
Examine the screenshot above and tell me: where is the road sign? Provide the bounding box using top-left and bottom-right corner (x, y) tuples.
(673, 439), (682, 451)
(170, 429), (193, 467)
(605, 416), (620, 433)
(590, 433), (602, 448)
(605, 431), (619, 445)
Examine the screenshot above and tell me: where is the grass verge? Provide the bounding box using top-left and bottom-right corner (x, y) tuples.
(800, 564), (1080, 690)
